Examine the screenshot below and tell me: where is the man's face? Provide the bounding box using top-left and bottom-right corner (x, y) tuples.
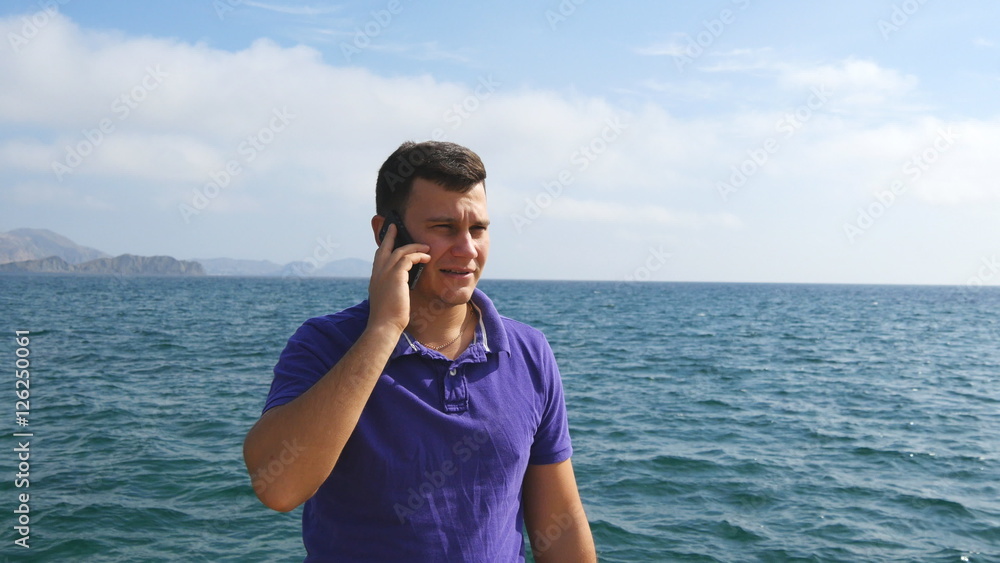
(403, 177), (489, 306)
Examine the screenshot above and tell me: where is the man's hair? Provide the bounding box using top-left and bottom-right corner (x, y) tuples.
(375, 141), (487, 217)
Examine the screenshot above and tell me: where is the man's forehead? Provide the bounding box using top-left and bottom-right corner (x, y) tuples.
(408, 180), (488, 215)
(410, 178), (485, 195)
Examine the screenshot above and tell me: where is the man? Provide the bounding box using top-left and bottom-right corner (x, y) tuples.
(243, 141), (597, 561)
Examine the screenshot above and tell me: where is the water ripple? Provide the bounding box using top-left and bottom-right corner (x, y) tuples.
(3, 277), (1000, 561)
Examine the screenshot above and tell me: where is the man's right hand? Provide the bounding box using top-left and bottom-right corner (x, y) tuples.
(367, 223), (430, 335)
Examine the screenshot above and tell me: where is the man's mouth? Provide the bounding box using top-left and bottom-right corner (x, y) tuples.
(440, 268), (474, 276)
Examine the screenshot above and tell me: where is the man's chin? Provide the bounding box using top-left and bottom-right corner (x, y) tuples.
(424, 280), (476, 306)
(439, 285), (475, 306)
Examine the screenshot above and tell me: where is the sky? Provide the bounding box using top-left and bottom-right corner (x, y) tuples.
(1, 1), (998, 284)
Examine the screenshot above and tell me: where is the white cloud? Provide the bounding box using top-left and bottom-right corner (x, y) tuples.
(633, 36), (690, 58)
(3, 181), (114, 210)
(696, 48), (777, 74)
(906, 119), (1000, 205)
(550, 198), (742, 229)
(639, 78), (730, 101)
(778, 58), (919, 108)
(349, 40), (475, 64)
(242, 1), (342, 16)
(1, 12), (999, 281)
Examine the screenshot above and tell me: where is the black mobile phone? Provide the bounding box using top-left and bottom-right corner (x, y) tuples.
(378, 210), (424, 289)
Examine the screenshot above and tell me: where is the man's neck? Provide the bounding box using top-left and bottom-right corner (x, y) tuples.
(406, 295), (472, 347)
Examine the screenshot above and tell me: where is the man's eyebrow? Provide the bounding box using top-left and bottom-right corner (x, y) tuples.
(424, 216), (491, 226)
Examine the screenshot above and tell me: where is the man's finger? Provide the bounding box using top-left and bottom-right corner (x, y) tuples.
(376, 223), (396, 258)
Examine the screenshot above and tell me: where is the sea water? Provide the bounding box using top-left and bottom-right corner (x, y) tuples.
(1, 276), (998, 562)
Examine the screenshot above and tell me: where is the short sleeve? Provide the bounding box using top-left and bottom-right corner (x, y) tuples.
(263, 317), (355, 414)
(528, 337), (573, 465)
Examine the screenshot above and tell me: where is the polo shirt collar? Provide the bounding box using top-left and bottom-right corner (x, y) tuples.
(391, 288), (510, 360)
(472, 288), (510, 354)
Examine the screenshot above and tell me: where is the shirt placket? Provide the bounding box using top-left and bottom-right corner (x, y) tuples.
(442, 363), (468, 414)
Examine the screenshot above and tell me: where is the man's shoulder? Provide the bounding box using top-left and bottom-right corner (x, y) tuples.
(295, 300), (370, 342)
(497, 314), (546, 340)
(495, 314), (552, 354)
(472, 288), (549, 352)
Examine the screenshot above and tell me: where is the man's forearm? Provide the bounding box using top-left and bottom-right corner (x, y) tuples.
(243, 323), (400, 512)
(529, 505), (597, 563)
(523, 460), (597, 562)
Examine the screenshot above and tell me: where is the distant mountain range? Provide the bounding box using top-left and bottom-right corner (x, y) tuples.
(194, 257), (371, 278)
(0, 228), (109, 265)
(0, 254), (205, 276)
(0, 228), (370, 277)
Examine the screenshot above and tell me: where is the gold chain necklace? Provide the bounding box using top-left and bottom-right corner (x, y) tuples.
(425, 304), (472, 351)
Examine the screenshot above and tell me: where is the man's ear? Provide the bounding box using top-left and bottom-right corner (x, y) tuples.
(372, 215), (387, 247)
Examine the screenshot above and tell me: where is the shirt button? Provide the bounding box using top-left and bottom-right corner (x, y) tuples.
(449, 369), (457, 376)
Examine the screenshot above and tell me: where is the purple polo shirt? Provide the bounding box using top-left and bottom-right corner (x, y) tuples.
(263, 288), (573, 561)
